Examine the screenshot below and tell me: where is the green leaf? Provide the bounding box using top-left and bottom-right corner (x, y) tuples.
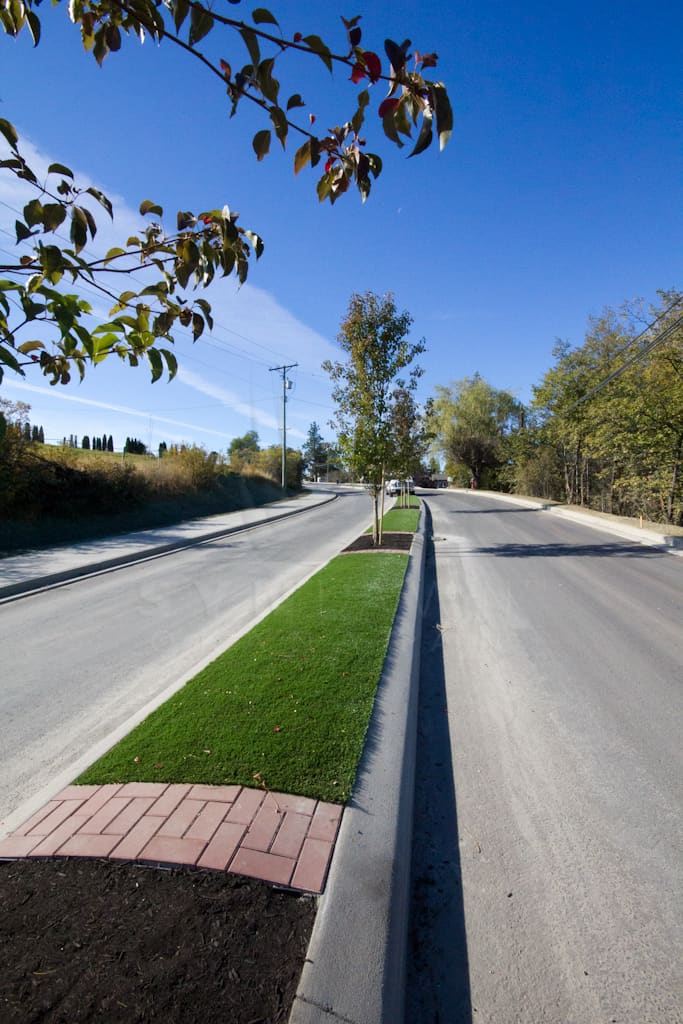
(47, 162), (74, 179)
(42, 203), (67, 232)
(147, 346), (163, 383)
(194, 298), (214, 330)
(173, 0), (190, 32)
(244, 230), (264, 259)
(160, 348), (178, 380)
(351, 89), (370, 135)
(409, 109), (433, 157)
(23, 199), (44, 227)
(81, 206), (97, 239)
(86, 186), (113, 218)
(177, 210), (196, 230)
(0, 343), (24, 374)
(302, 35), (332, 72)
(188, 4), (213, 45)
(40, 245), (65, 284)
(252, 7), (279, 28)
(432, 82), (453, 150)
(139, 199), (163, 217)
(0, 120), (19, 151)
(252, 129), (271, 161)
(317, 171), (334, 203)
(70, 207), (88, 252)
(257, 57), (279, 104)
(382, 107), (402, 147)
(17, 340), (44, 355)
(103, 248), (126, 266)
(239, 26), (260, 67)
(294, 139), (311, 176)
(269, 106), (288, 148)
(192, 312), (204, 341)
(286, 93), (305, 111)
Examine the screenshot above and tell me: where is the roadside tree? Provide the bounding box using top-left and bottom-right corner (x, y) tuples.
(302, 422), (327, 481)
(324, 291), (424, 544)
(430, 374), (521, 489)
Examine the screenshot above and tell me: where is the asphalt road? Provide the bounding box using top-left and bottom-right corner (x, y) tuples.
(407, 490), (682, 1024)
(0, 489), (373, 828)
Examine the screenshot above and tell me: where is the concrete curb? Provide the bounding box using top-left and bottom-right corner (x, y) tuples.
(289, 512), (427, 1024)
(0, 492), (338, 603)
(451, 489), (683, 554)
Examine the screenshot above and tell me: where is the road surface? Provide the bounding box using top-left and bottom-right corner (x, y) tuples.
(0, 489), (373, 827)
(407, 490), (682, 1024)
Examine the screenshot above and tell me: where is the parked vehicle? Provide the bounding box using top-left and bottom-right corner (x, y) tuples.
(386, 478), (415, 496)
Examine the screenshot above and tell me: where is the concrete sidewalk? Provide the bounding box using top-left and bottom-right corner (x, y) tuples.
(450, 487), (683, 553)
(0, 487), (337, 601)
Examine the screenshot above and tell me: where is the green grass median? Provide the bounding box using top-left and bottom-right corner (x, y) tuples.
(77, 552), (408, 803)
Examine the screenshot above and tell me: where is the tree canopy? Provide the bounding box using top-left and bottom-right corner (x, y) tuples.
(0, 3), (452, 385)
(429, 374), (521, 487)
(525, 291), (683, 522)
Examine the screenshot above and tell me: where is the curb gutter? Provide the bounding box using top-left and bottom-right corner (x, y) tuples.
(289, 512), (427, 1024)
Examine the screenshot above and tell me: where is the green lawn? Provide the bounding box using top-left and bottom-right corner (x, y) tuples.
(366, 499), (420, 534)
(77, 553), (408, 803)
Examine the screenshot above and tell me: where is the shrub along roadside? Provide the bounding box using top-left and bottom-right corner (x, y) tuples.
(77, 553), (409, 804)
(0, 444), (289, 555)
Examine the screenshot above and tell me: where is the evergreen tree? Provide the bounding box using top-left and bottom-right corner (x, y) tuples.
(107, 435), (114, 452)
(31, 425), (39, 442)
(82, 435), (90, 449)
(302, 422), (327, 481)
(23, 421), (31, 442)
(38, 425), (45, 444)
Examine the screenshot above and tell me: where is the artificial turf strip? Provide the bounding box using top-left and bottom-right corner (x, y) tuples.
(366, 507), (420, 533)
(77, 553), (409, 804)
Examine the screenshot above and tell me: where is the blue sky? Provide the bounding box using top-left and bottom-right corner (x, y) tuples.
(1, 0), (680, 453)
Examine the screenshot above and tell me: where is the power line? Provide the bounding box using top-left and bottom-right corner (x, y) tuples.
(562, 312), (683, 414)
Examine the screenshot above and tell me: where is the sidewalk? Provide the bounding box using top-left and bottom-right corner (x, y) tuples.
(0, 487), (337, 601)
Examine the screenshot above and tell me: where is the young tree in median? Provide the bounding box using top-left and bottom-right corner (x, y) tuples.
(1, 5), (452, 385)
(388, 386), (431, 506)
(324, 291), (425, 545)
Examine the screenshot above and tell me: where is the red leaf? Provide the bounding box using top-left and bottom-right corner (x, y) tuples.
(325, 157), (334, 172)
(349, 63), (366, 84)
(273, 726), (282, 732)
(418, 50), (439, 69)
(378, 97), (400, 118)
(309, 113), (316, 125)
(363, 51), (381, 82)
(293, 31), (302, 42)
(219, 59), (231, 79)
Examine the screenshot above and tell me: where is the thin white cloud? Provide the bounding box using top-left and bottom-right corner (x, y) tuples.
(4, 380), (235, 440)
(178, 368), (305, 440)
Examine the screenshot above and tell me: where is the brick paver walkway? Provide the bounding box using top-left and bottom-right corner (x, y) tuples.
(0, 783), (343, 893)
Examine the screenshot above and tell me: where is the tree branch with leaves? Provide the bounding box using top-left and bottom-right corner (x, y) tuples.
(1, 3), (452, 385)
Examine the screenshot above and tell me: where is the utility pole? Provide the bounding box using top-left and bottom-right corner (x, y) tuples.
(269, 363), (297, 491)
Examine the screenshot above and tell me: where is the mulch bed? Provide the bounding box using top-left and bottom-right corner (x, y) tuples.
(0, 858), (315, 1024)
(342, 531), (413, 553)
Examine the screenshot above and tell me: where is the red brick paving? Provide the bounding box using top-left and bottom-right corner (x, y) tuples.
(0, 783), (342, 894)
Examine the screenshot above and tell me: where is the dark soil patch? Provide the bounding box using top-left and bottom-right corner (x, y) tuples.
(342, 531), (414, 553)
(0, 858), (315, 1024)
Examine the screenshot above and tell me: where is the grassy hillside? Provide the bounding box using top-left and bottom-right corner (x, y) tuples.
(0, 443), (289, 556)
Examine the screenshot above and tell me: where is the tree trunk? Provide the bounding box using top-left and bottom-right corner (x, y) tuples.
(665, 433), (683, 524)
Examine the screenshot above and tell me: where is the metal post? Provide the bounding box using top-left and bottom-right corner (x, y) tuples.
(269, 363), (297, 491)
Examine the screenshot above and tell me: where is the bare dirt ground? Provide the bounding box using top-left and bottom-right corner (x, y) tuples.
(1, 858), (315, 1024)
